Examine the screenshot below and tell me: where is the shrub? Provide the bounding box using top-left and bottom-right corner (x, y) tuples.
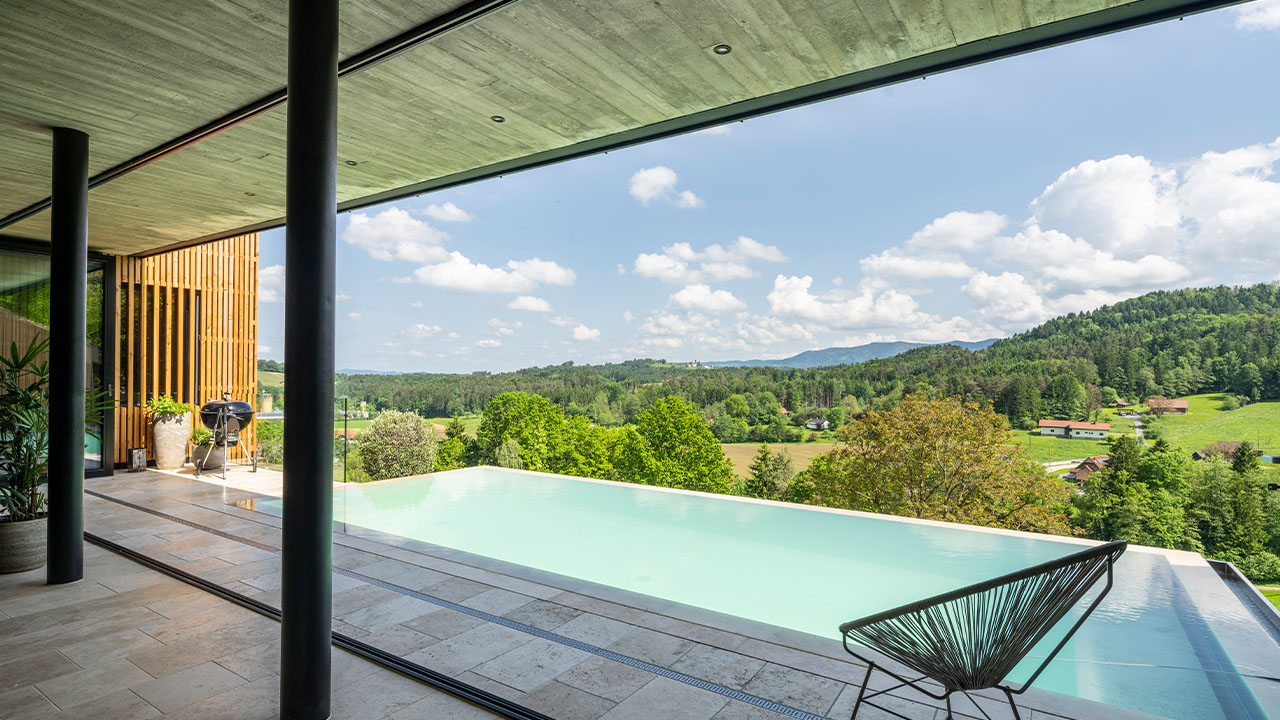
(496, 438), (524, 469)
(357, 410), (436, 481)
(190, 426), (213, 446)
(256, 420), (283, 464)
(1237, 552), (1280, 584)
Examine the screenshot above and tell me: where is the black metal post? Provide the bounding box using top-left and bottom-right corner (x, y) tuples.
(280, 0), (337, 717)
(47, 128), (88, 585)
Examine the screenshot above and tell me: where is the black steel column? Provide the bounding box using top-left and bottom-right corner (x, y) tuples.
(280, 0), (337, 717)
(47, 128), (88, 585)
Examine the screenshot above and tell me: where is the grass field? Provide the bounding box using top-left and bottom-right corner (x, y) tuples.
(1151, 394), (1280, 455)
(1007, 431), (1113, 464)
(259, 370), (284, 386)
(333, 418), (372, 431)
(428, 414), (483, 435)
(722, 442), (832, 477)
(1262, 587), (1280, 611)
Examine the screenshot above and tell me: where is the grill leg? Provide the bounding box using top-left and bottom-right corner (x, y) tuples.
(1002, 688), (1021, 720)
(851, 663), (874, 719)
(945, 693), (953, 720)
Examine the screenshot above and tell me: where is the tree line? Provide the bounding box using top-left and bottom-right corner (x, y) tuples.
(334, 284), (1280, 437)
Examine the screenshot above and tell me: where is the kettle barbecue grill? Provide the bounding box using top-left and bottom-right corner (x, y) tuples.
(194, 392), (258, 478)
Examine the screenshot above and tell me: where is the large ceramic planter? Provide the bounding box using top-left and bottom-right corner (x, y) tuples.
(152, 412), (191, 469)
(0, 516), (46, 573)
(191, 444), (225, 470)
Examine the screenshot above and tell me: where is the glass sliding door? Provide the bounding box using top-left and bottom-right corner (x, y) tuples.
(0, 244), (111, 474)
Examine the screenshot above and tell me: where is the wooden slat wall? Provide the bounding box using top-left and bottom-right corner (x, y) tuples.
(112, 233), (258, 464)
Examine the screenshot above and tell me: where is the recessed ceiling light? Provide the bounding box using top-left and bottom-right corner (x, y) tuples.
(244, 192), (255, 196)
(490, 115), (506, 123)
(344, 160), (358, 166)
(712, 44), (732, 55)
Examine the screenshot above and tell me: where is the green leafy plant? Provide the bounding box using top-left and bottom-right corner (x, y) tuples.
(146, 395), (194, 418)
(190, 425), (213, 446)
(146, 394), (193, 417)
(0, 338), (51, 520)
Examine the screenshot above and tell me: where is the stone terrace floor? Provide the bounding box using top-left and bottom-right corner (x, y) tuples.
(1, 469), (1160, 719)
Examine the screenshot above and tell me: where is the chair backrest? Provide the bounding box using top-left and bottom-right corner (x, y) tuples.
(841, 540), (1126, 692)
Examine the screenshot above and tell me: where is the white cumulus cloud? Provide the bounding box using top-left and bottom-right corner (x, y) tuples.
(632, 237), (786, 284)
(506, 296), (553, 312)
(669, 284), (746, 312)
(1234, 0), (1280, 30)
(343, 207), (449, 263)
(406, 253), (576, 293)
(258, 264), (284, 303)
(629, 166), (704, 208)
(422, 201), (473, 222)
(571, 325), (601, 341)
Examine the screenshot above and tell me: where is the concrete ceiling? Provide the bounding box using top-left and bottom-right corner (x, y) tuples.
(0, 0), (1244, 255)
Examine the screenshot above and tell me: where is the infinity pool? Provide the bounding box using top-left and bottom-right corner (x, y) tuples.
(263, 467), (1277, 719)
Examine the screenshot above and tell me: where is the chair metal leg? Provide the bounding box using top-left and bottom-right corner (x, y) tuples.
(851, 663), (874, 719)
(1001, 687), (1022, 720)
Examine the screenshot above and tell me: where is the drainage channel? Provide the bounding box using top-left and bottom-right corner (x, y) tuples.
(85, 489), (832, 720)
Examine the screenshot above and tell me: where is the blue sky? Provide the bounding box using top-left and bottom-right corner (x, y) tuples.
(258, 2), (1280, 373)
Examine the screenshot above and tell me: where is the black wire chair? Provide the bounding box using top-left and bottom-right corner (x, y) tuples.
(839, 540), (1126, 720)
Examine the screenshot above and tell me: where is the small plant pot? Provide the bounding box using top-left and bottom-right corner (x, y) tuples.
(0, 516), (47, 573)
(152, 412), (191, 470)
(191, 444), (225, 470)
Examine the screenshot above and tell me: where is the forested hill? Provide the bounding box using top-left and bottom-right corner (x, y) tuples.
(702, 338), (997, 368)
(335, 284), (1280, 429)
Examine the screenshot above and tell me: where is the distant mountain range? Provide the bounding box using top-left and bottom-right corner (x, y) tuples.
(337, 368), (403, 376)
(702, 339), (1000, 369)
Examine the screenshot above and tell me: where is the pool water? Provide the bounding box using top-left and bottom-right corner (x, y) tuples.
(263, 467), (1275, 719)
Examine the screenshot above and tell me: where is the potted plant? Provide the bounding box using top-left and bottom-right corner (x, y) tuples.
(148, 395), (194, 470)
(0, 338), (51, 573)
(190, 425), (223, 471)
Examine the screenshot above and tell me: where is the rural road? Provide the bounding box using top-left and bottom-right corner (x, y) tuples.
(1121, 412), (1148, 446)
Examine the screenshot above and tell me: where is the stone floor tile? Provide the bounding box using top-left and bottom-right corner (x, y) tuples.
(164, 674), (279, 720)
(523, 680), (616, 720)
(742, 663), (845, 717)
(130, 660), (246, 713)
(145, 586), (237, 619)
(57, 626), (164, 667)
(503, 599), (583, 632)
(556, 655), (655, 703)
(402, 607), (487, 640)
(214, 640), (280, 682)
(0, 685), (59, 719)
(828, 677), (944, 720)
(62, 689), (161, 719)
(473, 637), (592, 692)
(361, 622), (440, 656)
(463, 588), (534, 616)
(1, 580), (114, 618)
(386, 686), (506, 719)
(332, 647), (384, 689)
(34, 656), (154, 709)
(329, 665), (438, 718)
(405, 622), (533, 676)
(0, 649), (81, 693)
(599, 676), (729, 720)
(127, 621), (277, 678)
(670, 643), (767, 690)
(241, 570), (283, 593)
(338, 594), (441, 632)
(350, 557), (449, 591)
(609, 627), (696, 667)
(554, 613), (634, 648)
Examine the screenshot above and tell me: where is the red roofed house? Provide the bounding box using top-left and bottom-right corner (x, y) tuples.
(1066, 456), (1110, 486)
(1038, 419), (1111, 440)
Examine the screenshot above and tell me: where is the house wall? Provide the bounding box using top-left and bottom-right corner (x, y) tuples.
(112, 233), (258, 464)
(1070, 429), (1107, 439)
(1040, 426), (1067, 436)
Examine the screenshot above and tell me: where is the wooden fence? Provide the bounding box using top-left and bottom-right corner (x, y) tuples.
(112, 233), (258, 464)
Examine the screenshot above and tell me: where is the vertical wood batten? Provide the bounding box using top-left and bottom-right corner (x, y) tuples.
(110, 233), (258, 464)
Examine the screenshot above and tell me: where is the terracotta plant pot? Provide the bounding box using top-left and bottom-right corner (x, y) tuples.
(0, 516), (47, 573)
(152, 412), (191, 470)
(192, 444), (225, 470)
